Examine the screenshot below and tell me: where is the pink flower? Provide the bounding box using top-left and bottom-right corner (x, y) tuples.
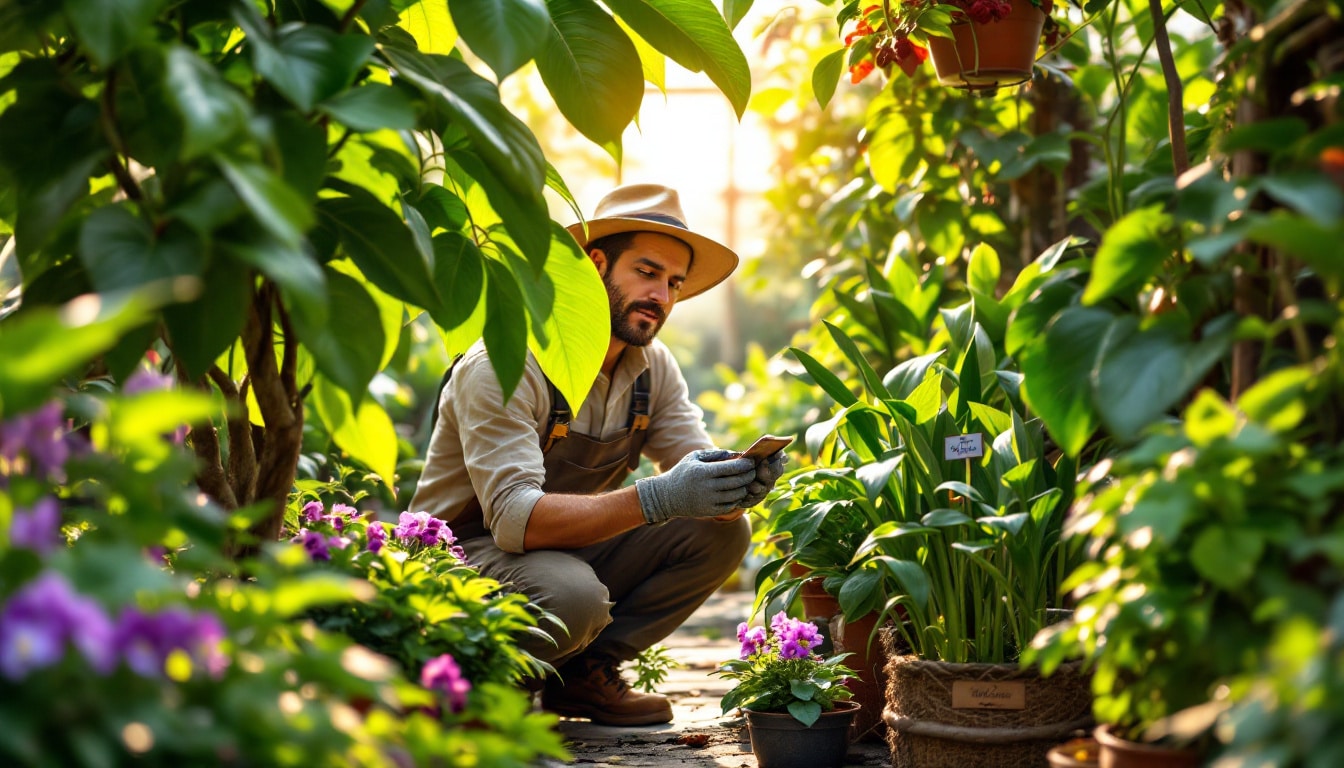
(421, 653), (471, 713)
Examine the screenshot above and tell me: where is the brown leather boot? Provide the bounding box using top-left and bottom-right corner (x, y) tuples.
(541, 653), (673, 726)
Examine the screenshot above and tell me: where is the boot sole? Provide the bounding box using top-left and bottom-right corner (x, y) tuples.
(544, 700), (674, 727)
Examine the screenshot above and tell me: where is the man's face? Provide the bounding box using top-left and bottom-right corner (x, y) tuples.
(595, 232), (692, 348)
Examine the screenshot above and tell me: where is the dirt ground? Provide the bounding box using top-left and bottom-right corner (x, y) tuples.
(539, 589), (893, 768)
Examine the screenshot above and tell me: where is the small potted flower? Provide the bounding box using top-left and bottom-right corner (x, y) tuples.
(715, 613), (860, 768)
(839, 0), (1057, 89)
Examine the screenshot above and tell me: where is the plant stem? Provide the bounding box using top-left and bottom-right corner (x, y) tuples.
(1147, 0), (1189, 176)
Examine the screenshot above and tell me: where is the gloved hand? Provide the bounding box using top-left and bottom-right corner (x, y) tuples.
(635, 449), (756, 525)
(738, 450), (788, 509)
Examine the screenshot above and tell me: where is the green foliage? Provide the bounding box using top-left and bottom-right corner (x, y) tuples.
(627, 643), (681, 693)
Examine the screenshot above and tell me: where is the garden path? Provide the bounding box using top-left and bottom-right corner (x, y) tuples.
(540, 586), (893, 767)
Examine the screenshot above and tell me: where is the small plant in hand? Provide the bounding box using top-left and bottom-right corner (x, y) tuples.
(715, 614), (856, 726)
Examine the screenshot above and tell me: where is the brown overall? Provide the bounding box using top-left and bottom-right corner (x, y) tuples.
(449, 374), (751, 667)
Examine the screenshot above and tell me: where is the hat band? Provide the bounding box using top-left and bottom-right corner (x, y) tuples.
(625, 212), (688, 230)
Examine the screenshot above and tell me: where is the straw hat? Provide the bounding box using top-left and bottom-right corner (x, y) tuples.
(566, 184), (739, 300)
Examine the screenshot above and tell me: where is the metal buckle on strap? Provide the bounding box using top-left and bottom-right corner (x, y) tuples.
(544, 422), (570, 452)
(631, 413), (650, 431)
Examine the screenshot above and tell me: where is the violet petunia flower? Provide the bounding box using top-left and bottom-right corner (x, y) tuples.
(292, 529), (331, 561)
(737, 622), (767, 659)
(114, 606), (229, 679)
(421, 653), (471, 713)
(0, 402), (72, 480)
(123, 369), (175, 395)
(10, 496), (62, 556)
(366, 521), (387, 554)
(301, 501), (325, 523)
(0, 571), (116, 679)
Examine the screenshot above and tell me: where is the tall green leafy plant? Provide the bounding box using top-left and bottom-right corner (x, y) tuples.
(0, 0), (751, 554)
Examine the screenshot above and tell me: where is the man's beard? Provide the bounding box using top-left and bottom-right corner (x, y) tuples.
(605, 279), (665, 347)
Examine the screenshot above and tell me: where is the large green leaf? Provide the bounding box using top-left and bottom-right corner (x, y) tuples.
(381, 46), (546, 199)
(449, 0), (550, 80)
(1082, 205), (1171, 305)
(967, 242), (1000, 297)
(722, 0), (753, 29)
(64, 0), (167, 66)
(603, 0), (750, 117)
(78, 206), (204, 292)
(823, 320), (889, 400)
(313, 377), (399, 486)
(1092, 317), (1230, 443)
(446, 149), (551, 270)
(164, 45), (250, 159)
(216, 156), (314, 248)
(315, 188), (441, 313)
(292, 268), (385, 404)
(220, 230), (327, 326)
(398, 0), (458, 54)
(482, 258), (529, 403)
(789, 346), (858, 407)
(884, 350), (946, 399)
(0, 295), (153, 416)
(536, 0), (644, 162)
(319, 83), (418, 132)
(162, 255), (251, 381)
(1018, 306), (1114, 457)
(234, 6), (375, 111)
(811, 48), (845, 110)
(527, 223), (609, 411)
(1190, 526), (1263, 590)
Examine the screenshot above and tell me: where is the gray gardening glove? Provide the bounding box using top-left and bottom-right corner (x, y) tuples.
(635, 449), (756, 525)
(738, 450), (788, 509)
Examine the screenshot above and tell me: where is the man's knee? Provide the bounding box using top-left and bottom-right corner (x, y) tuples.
(532, 563), (613, 661)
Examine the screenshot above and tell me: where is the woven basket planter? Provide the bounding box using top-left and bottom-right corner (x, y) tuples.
(880, 631), (1093, 767)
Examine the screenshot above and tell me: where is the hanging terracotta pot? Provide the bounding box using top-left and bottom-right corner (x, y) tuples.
(926, 0), (1051, 89)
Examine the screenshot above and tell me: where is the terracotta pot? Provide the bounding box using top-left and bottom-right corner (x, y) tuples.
(1094, 724), (1202, 768)
(832, 612), (889, 743)
(926, 0), (1050, 89)
(1048, 737), (1101, 767)
(788, 563), (841, 623)
(745, 701), (860, 768)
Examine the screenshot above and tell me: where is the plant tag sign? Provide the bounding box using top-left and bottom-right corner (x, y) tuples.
(943, 433), (984, 461)
(951, 680), (1026, 710)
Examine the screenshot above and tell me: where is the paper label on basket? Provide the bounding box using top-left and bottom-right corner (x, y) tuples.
(951, 680), (1026, 710)
(943, 433), (985, 461)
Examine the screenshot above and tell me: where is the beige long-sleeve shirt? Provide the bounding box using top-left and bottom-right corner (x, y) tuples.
(409, 339), (715, 553)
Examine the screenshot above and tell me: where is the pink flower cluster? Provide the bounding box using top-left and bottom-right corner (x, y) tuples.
(393, 511), (466, 562)
(736, 614), (825, 662)
(420, 653), (471, 713)
(293, 501), (372, 559)
(0, 571), (227, 681)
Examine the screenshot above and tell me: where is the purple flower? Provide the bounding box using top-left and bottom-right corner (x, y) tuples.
(123, 369), (175, 395)
(293, 529), (331, 561)
(768, 615), (822, 660)
(0, 572), (116, 679)
(366, 521), (387, 554)
(10, 496), (61, 555)
(421, 653), (471, 713)
(0, 402), (72, 480)
(114, 606), (229, 679)
(448, 545), (467, 564)
(328, 503), (357, 531)
(393, 511), (430, 543)
(737, 622), (767, 659)
(301, 501), (325, 523)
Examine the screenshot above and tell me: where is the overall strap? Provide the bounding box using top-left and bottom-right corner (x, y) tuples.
(542, 380), (572, 452)
(427, 354), (463, 439)
(624, 370), (651, 470)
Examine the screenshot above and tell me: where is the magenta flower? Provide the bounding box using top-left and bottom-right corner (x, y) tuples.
(292, 529), (331, 561)
(366, 521), (387, 554)
(301, 501), (325, 523)
(10, 496), (61, 555)
(0, 572), (116, 679)
(737, 622), (767, 659)
(421, 653), (471, 713)
(328, 503), (357, 531)
(770, 616), (822, 660)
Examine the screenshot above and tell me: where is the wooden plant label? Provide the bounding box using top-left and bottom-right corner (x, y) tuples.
(951, 680), (1026, 710)
(943, 433), (985, 461)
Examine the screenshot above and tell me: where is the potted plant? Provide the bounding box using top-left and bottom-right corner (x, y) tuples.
(1027, 372), (1344, 767)
(837, 0), (1056, 89)
(715, 613), (860, 768)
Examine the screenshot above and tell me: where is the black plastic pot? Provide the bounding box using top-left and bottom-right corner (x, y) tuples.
(744, 701), (859, 768)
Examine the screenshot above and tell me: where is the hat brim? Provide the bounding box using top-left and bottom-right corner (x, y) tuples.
(566, 218), (738, 301)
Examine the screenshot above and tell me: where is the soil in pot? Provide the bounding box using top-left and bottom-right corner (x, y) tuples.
(1094, 724), (1202, 768)
(745, 701), (860, 768)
